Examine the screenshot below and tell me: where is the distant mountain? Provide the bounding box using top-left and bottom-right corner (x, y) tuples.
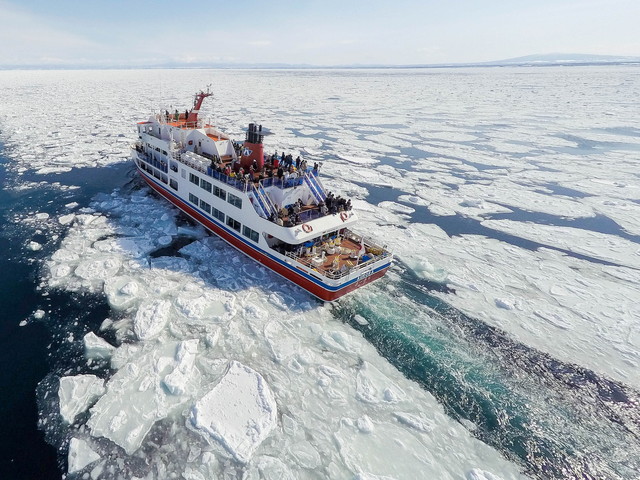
(2, 53), (639, 71)
(483, 53), (640, 66)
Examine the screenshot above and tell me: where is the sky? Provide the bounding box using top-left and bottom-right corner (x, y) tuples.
(1, 0), (639, 67)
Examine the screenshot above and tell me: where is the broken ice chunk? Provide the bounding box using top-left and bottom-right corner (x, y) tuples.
(189, 361), (277, 463)
(67, 437), (101, 474)
(162, 339), (199, 396)
(59, 375), (105, 424)
(28, 241), (42, 251)
(134, 299), (171, 340)
(83, 332), (115, 361)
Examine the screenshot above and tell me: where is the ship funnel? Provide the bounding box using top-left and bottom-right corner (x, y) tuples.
(240, 123), (271, 171)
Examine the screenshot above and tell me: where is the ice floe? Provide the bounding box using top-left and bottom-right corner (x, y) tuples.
(83, 332), (115, 361)
(68, 437), (101, 474)
(28, 241), (42, 251)
(58, 375), (106, 424)
(189, 361), (277, 464)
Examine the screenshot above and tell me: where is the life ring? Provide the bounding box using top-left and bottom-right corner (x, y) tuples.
(302, 223), (313, 233)
(340, 212), (348, 221)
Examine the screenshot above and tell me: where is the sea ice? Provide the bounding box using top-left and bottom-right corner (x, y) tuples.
(466, 469), (505, 480)
(67, 437), (101, 474)
(162, 339), (198, 396)
(28, 241), (42, 251)
(189, 361), (277, 464)
(37, 180), (528, 478)
(12, 68), (620, 477)
(482, 219), (640, 269)
(88, 340), (202, 455)
(58, 375), (105, 424)
(59, 214), (76, 225)
(83, 332), (115, 360)
(133, 299), (172, 340)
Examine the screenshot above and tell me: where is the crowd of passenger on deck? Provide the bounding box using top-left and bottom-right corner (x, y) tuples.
(208, 149), (320, 186)
(203, 147), (352, 226)
(267, 191), (353, 227)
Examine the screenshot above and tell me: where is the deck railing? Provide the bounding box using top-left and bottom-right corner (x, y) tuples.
(154, 114), (203, 130)
(281, 237), (391, 280)
(136, 143), (340, 225)
(180, 153), (319, 198)
(135, 147), (168, 173)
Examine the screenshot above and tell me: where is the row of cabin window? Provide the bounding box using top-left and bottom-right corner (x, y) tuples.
(145, 142), (167, 156)
(139, 160), (168, 185)
(188, 172), (242, 208)
(187, 193), (259, 243)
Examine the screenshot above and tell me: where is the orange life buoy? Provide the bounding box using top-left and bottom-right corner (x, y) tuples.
(340, 212), (348, 221)
(302, 223), (313, 233)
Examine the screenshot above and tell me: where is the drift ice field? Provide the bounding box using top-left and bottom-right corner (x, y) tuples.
(1, 66), (639, 479)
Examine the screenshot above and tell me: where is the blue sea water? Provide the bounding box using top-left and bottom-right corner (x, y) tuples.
(1, 67), (639, 479)
(0, 156), (58, 479)
(0, 158), (130, 479)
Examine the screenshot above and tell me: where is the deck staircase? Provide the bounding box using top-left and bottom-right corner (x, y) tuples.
(250, 182), (276, 218)
(304, 173), (327, 203)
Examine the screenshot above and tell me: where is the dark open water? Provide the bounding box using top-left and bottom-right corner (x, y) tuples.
(0, 155), (129, 479)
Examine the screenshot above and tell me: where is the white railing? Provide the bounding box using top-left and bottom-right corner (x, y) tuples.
(280, 237), (391, 280)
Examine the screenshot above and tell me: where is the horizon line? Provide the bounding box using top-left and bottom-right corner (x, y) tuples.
(2, 53), (640, 71)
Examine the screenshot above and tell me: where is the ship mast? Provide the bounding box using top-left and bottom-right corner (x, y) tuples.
(186, 86), (212, 125)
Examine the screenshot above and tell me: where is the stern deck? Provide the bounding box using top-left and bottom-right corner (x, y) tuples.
(287, 233), (390, 280)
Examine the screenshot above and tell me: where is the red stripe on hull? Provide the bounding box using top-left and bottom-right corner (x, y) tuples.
(139, 171), (389, 301)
